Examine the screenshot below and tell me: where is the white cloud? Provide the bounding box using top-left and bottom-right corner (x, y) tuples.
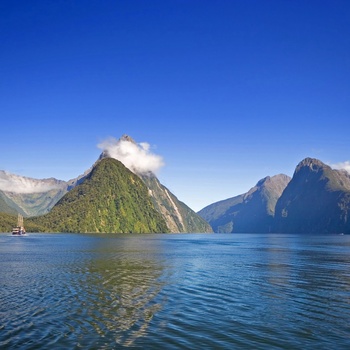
(0, 171), (64, 193)
(97, 137), (164, 175)
(331, 161), (350, 173)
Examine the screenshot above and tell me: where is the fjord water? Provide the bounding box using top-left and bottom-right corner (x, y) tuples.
(1, 233), (350, 349)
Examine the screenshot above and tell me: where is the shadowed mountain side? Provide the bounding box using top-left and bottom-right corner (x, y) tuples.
(141, 174), (213, 233)
(29, 158), (169, 233)
(198, 174), (290, 233)
(273, 158), (350, 234)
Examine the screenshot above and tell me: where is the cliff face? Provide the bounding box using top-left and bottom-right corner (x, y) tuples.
(198, 174), (290, 233)
(273, 158), (350, 233)
(141, 174), (213, 233)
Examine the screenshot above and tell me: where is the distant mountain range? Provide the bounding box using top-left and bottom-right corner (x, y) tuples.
(199, 158), (350, 234)
(198, 174), (291, 233)
(2, 138), (349, 235)
(0, 135), (212, 233)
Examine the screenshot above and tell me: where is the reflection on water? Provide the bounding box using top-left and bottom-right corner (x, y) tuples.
(0, 234), (168, 349)
(79, 238), (166, 347)
(1, 233), (350, 349)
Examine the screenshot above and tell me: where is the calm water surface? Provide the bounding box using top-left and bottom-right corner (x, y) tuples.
(0, 233), (350, 349)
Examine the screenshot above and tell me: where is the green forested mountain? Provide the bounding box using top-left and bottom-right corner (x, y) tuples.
(273, 158), (350, 233)
(198, 174), (290, 233)
(99, 135), (212, 233)
(29, 158), (169, 233)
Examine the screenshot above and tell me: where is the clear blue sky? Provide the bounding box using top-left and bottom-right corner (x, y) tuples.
(1, 0), (349, 211)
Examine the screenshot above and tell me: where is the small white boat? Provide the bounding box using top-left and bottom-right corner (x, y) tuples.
(12, 214), (26, 236)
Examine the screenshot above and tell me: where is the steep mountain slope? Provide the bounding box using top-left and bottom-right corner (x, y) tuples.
(274, 158), (350, 233)
(0, 192), (18, 215)
(100, 135), (212, 233)
(29, 158), (169, 233)
(3, 188), (68, 216)
(141, 173), (212, 233)
(198, 174), (291, 233)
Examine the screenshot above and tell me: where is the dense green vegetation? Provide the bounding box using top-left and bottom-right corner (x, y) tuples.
(0, 212), (18, 232)
(0, 212), (45, 233)
(29, 158), (169, 233)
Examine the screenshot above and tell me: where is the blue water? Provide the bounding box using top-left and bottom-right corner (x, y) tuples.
(1, 233), (350, 349)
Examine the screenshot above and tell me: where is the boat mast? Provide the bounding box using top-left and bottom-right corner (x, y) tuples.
(18, 214), (23, 227)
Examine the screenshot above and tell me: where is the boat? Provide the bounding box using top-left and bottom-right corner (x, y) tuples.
(12, 214), (26, 236)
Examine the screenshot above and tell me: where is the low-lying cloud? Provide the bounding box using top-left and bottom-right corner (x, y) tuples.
(0, 171), (64, 194)
(331, 161), (350, 173)
(98, 137), (164, 175)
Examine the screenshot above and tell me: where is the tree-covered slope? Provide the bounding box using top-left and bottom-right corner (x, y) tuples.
(30, 158), (169, 233)
(0, 212), (45, 233)
(274, 158), (350, 233)
(198, 174), (290, 233)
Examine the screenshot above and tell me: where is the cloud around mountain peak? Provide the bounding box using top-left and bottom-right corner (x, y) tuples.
(97, 135), (164, 175)
(330, 161), (350, 174)
(0, 171), (64, 194)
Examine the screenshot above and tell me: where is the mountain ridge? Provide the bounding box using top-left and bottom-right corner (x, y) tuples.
(0, 135), (211, 233)
(198, 174), (291, 233)
(273, 157), (350, 233)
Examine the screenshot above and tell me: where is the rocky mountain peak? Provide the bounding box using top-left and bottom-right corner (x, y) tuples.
(295, 157), (327, 173)
(252, 174), (291, 194)
(119, 134), (136, 144)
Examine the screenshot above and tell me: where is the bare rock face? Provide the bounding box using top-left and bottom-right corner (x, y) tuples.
(141, 173), (212, 233)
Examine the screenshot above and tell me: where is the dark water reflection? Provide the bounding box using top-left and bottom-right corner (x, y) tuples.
(0, 233), (350, 349)
(78, 238), (166, 347)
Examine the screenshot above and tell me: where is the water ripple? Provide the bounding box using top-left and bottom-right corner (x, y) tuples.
(1, 233), (350, 349)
